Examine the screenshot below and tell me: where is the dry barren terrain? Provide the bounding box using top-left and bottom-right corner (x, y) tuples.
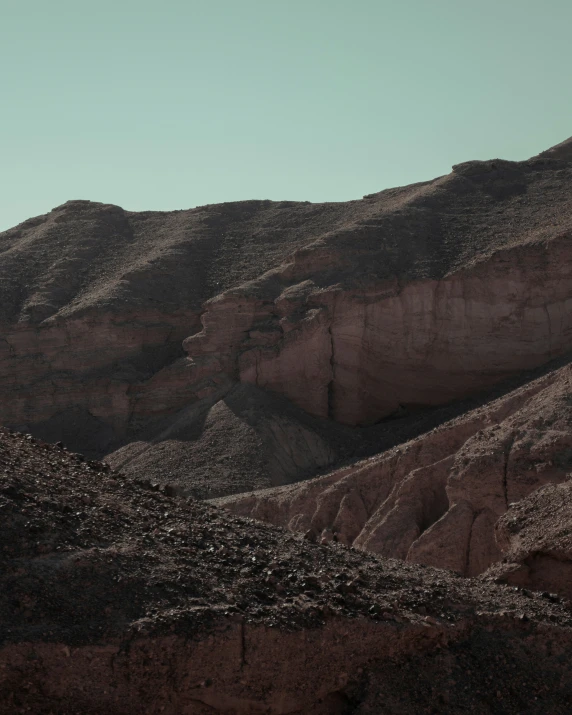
(3, 138), (572, 711)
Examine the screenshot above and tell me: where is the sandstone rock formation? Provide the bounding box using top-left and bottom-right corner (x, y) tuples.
(182, 153), (572, 428)
(216, 357), (572, 586)
(2, 427), (572, 713)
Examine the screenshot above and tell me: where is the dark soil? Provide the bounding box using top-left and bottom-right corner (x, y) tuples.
(2, 421), (572, 712)
(2, 424), (571, 647)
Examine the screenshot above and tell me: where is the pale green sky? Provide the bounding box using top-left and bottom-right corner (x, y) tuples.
(1, 0), (571, 230)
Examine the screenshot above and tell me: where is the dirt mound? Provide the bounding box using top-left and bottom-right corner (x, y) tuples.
(2, 426), (572, 712)
(107, 383), (363, 499)
(484, 479), (572, 599)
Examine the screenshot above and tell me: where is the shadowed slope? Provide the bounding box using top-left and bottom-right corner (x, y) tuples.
(107, 383), (362, 499)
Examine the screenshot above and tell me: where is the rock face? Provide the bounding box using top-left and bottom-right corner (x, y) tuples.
(1, 144), (572, 475)
(0, 198), (349, 455)
(2, 427), (572, 713)
(186, 231), (572, 426)
(182, 154), (572, 427)
(216, 358), (572, 583)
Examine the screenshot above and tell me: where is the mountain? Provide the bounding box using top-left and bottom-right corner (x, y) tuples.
(3, 137), (572, 710)
(1, 140), (572, 500)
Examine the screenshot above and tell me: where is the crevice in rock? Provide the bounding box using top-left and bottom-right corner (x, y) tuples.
(0, 336), (14, 355)
(240, 619), (247, 669)
(418, 481), (450, 536)
(186, 698), (218, 713)
(254, 351), (260, 386)
(327, 322), (335, 419)
(544, 304), (553, 359)
(463, 511), (478, 576)
(502, 433), (517, 509)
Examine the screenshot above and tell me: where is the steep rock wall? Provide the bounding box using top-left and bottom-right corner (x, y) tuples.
(0, 310), (198, 453)
(184, 234), (572, 425)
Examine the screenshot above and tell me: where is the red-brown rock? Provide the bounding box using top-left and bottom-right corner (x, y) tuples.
(217, 360), (572, 580)
(2, 145), (572, 481)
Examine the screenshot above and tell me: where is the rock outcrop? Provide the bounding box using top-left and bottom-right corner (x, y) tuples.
(181, 153), (572, 427)
(185, 231), (572, 425)
(2, 427), (572, 713)
(216, 358), (572, 584)
(0, 198), (348, 455)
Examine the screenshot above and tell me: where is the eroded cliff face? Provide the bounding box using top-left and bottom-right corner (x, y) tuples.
(183, 233), (572, 425)
(0, 310), (198, 453)
(0, 198), (352, 456)
(2, 144), (572, 478)
(216, 361), (572, 584)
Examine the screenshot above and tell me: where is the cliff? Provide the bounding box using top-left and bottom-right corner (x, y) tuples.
(1, 143), (572, 497)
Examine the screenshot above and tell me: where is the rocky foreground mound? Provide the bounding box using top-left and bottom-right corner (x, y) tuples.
(2, 427), (572, 713)
(2, 139), (572, 502)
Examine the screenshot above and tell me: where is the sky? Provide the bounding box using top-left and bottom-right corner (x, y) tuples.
(1, 0), (571, 231)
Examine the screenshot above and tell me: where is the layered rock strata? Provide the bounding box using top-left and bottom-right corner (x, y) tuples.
(185, 231), (572, 425)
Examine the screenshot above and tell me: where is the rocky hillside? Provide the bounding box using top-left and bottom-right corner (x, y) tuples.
(2, 427), (572, 713)
(4, 138), (572, 711)
(0, 198), (341, 457)
(2, 139), (572, 501)
(485, 478), (572, 598)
